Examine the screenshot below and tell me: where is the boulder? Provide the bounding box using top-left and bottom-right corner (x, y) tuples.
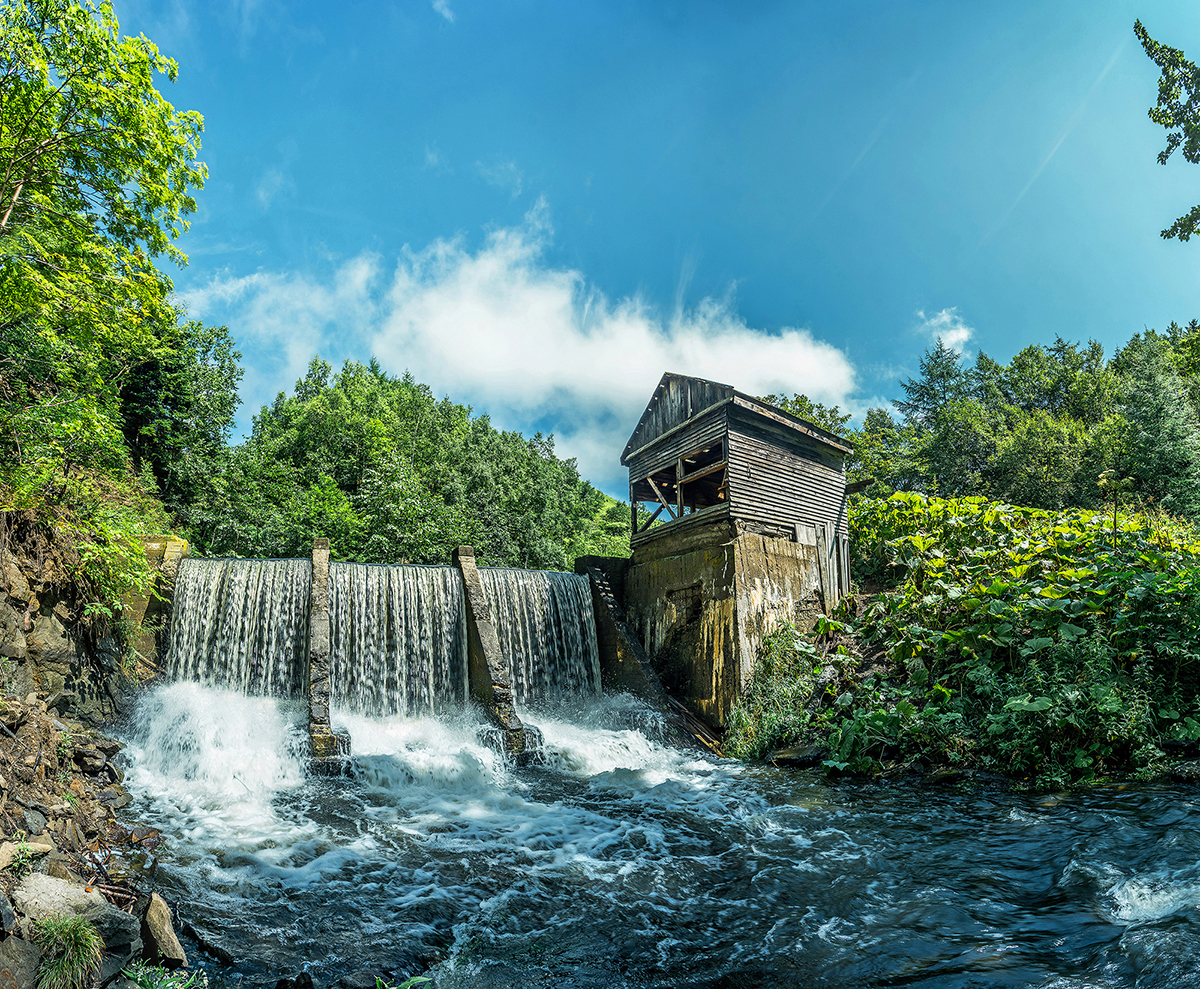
(25, 613), (75, 673)
(0, 937), (41, 989)
(90, 734), (122, 758)
(73, 747), (106, 773)
(0, 603), (26, 661)
(0, 834), (53, 870)
(22, 809), (46, 835)
(12, 874), (142, 959)
(141, 894), (187, 968)
(0, 892), (16, 934)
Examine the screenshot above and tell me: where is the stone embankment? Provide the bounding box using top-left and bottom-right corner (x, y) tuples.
(0, 689), (187, 989)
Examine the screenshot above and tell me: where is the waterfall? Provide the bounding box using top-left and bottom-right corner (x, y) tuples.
(165, 558), (311, 697)
(329, 563), (468, 716)
(479, 568), (601, 707)
(166, 558), (601, 714)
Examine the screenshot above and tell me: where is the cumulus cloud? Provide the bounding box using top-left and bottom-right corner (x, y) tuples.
(916, 307), (973, 355)
(180, 202), (859, 493)
(432, 0), (455, 23)
(476, 159), (524, 199)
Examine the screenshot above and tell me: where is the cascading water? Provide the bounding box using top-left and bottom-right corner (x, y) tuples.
(119, 686), (1200, 989)
(329, 563), (469, 716)
(165, 558), (310, 697)
(479, 567), (600, 706)
(141, 558), (1200, 987)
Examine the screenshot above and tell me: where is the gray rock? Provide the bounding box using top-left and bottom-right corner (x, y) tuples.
(0, 936), (41, 989)
(141, 893), (187, 968)
(0, 602), (26, 661)
(73, 747), (106, 773)
(0, 892), (16, 934)
(25, 613), (75, 671)
(21, 809), (45, 835)
(90, 734), (122, 758)
(12, 874), (142, 956)
(1, 554), (32, 604)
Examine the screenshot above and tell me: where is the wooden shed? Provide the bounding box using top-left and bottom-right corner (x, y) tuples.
(622, 372), (851, 593)
(617, 373), (854, 727)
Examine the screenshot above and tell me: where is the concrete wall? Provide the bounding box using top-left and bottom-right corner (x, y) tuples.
(623, 521), (824, 729)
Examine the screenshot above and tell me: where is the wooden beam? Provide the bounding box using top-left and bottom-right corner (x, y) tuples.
(637, 503), (666, 533)
(621, 399), (733, 465)
(647, 476), (677, 520)
(678, 459), (727, 485)
(677, 458), (684, 517)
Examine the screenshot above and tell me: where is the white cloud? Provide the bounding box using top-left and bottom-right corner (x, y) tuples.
(181, 255), (382, 415)
(255, 167), (291, 209)
(179, 202), (859, 494)
(476, 159), (524, 199)
(916, 307), (973, 355)
(424, 146), (442, 168)
(432, 0), (455, 23)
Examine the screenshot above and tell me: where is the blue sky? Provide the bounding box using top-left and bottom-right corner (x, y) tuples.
(118, 0), (1200, 496)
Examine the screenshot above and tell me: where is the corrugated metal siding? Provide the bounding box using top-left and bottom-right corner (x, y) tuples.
(624, 376), (733, 461)
(626, 407), (728, 479)
(726, 427), (848, 537)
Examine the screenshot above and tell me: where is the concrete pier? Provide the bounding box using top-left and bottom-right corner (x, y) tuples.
(309, 538), (351, 771)
(452, 546), (528, 757)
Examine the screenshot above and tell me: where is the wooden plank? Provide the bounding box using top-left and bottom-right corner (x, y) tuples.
(625, 403), (730, 472)
(647, 476), (677, 520)
(730, 393), (853, 454)
(678, 459), (727, 485)
(638, 502), (666, 533)
(630, 501), (729, 546)
(815, 525), (830, 616)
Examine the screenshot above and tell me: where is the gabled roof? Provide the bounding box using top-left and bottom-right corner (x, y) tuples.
(620, 372), (852, 465)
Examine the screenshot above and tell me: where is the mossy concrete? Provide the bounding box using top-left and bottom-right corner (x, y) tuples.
(624, 521), (823, 728)
(453, 545), (527, 757)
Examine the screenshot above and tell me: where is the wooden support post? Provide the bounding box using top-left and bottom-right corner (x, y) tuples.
(677, 458), (684, 517)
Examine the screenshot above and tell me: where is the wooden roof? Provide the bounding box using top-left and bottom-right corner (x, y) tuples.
(621, 372), (852, 465)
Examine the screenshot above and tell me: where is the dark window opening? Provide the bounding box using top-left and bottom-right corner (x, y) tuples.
(631, 439), (727, 534)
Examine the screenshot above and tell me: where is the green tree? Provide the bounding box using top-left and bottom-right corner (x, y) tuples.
(1135, 19), (1200, 241)
(1, 0), (206, 510)
(757, 392), (852, 437)
(1115, 335), (1200, 517)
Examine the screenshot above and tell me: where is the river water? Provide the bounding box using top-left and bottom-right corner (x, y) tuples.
(118, 682), (1200, 989)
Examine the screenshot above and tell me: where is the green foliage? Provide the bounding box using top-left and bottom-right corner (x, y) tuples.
(1, 0), (217, 616)
(33, 913), (104, 989)
(756, 392), (852, 437)
(732, 493), (1200, 787)
(122, 961), (208, 989)
(724, 625), (823, 761)
(187, 358), (628, 568)
(1135, 20), (1200, 242)
(7, 829), (34, 877)
(375, 977), (431, 989)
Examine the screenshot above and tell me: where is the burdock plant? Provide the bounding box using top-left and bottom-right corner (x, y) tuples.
(33, 914), (104, 989)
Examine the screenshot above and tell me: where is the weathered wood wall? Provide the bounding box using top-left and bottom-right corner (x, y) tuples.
(623, 376), (733, 463)
(725, 408), (848, 538)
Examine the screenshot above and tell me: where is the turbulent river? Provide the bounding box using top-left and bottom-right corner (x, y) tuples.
(117, 682), (1200, 989)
